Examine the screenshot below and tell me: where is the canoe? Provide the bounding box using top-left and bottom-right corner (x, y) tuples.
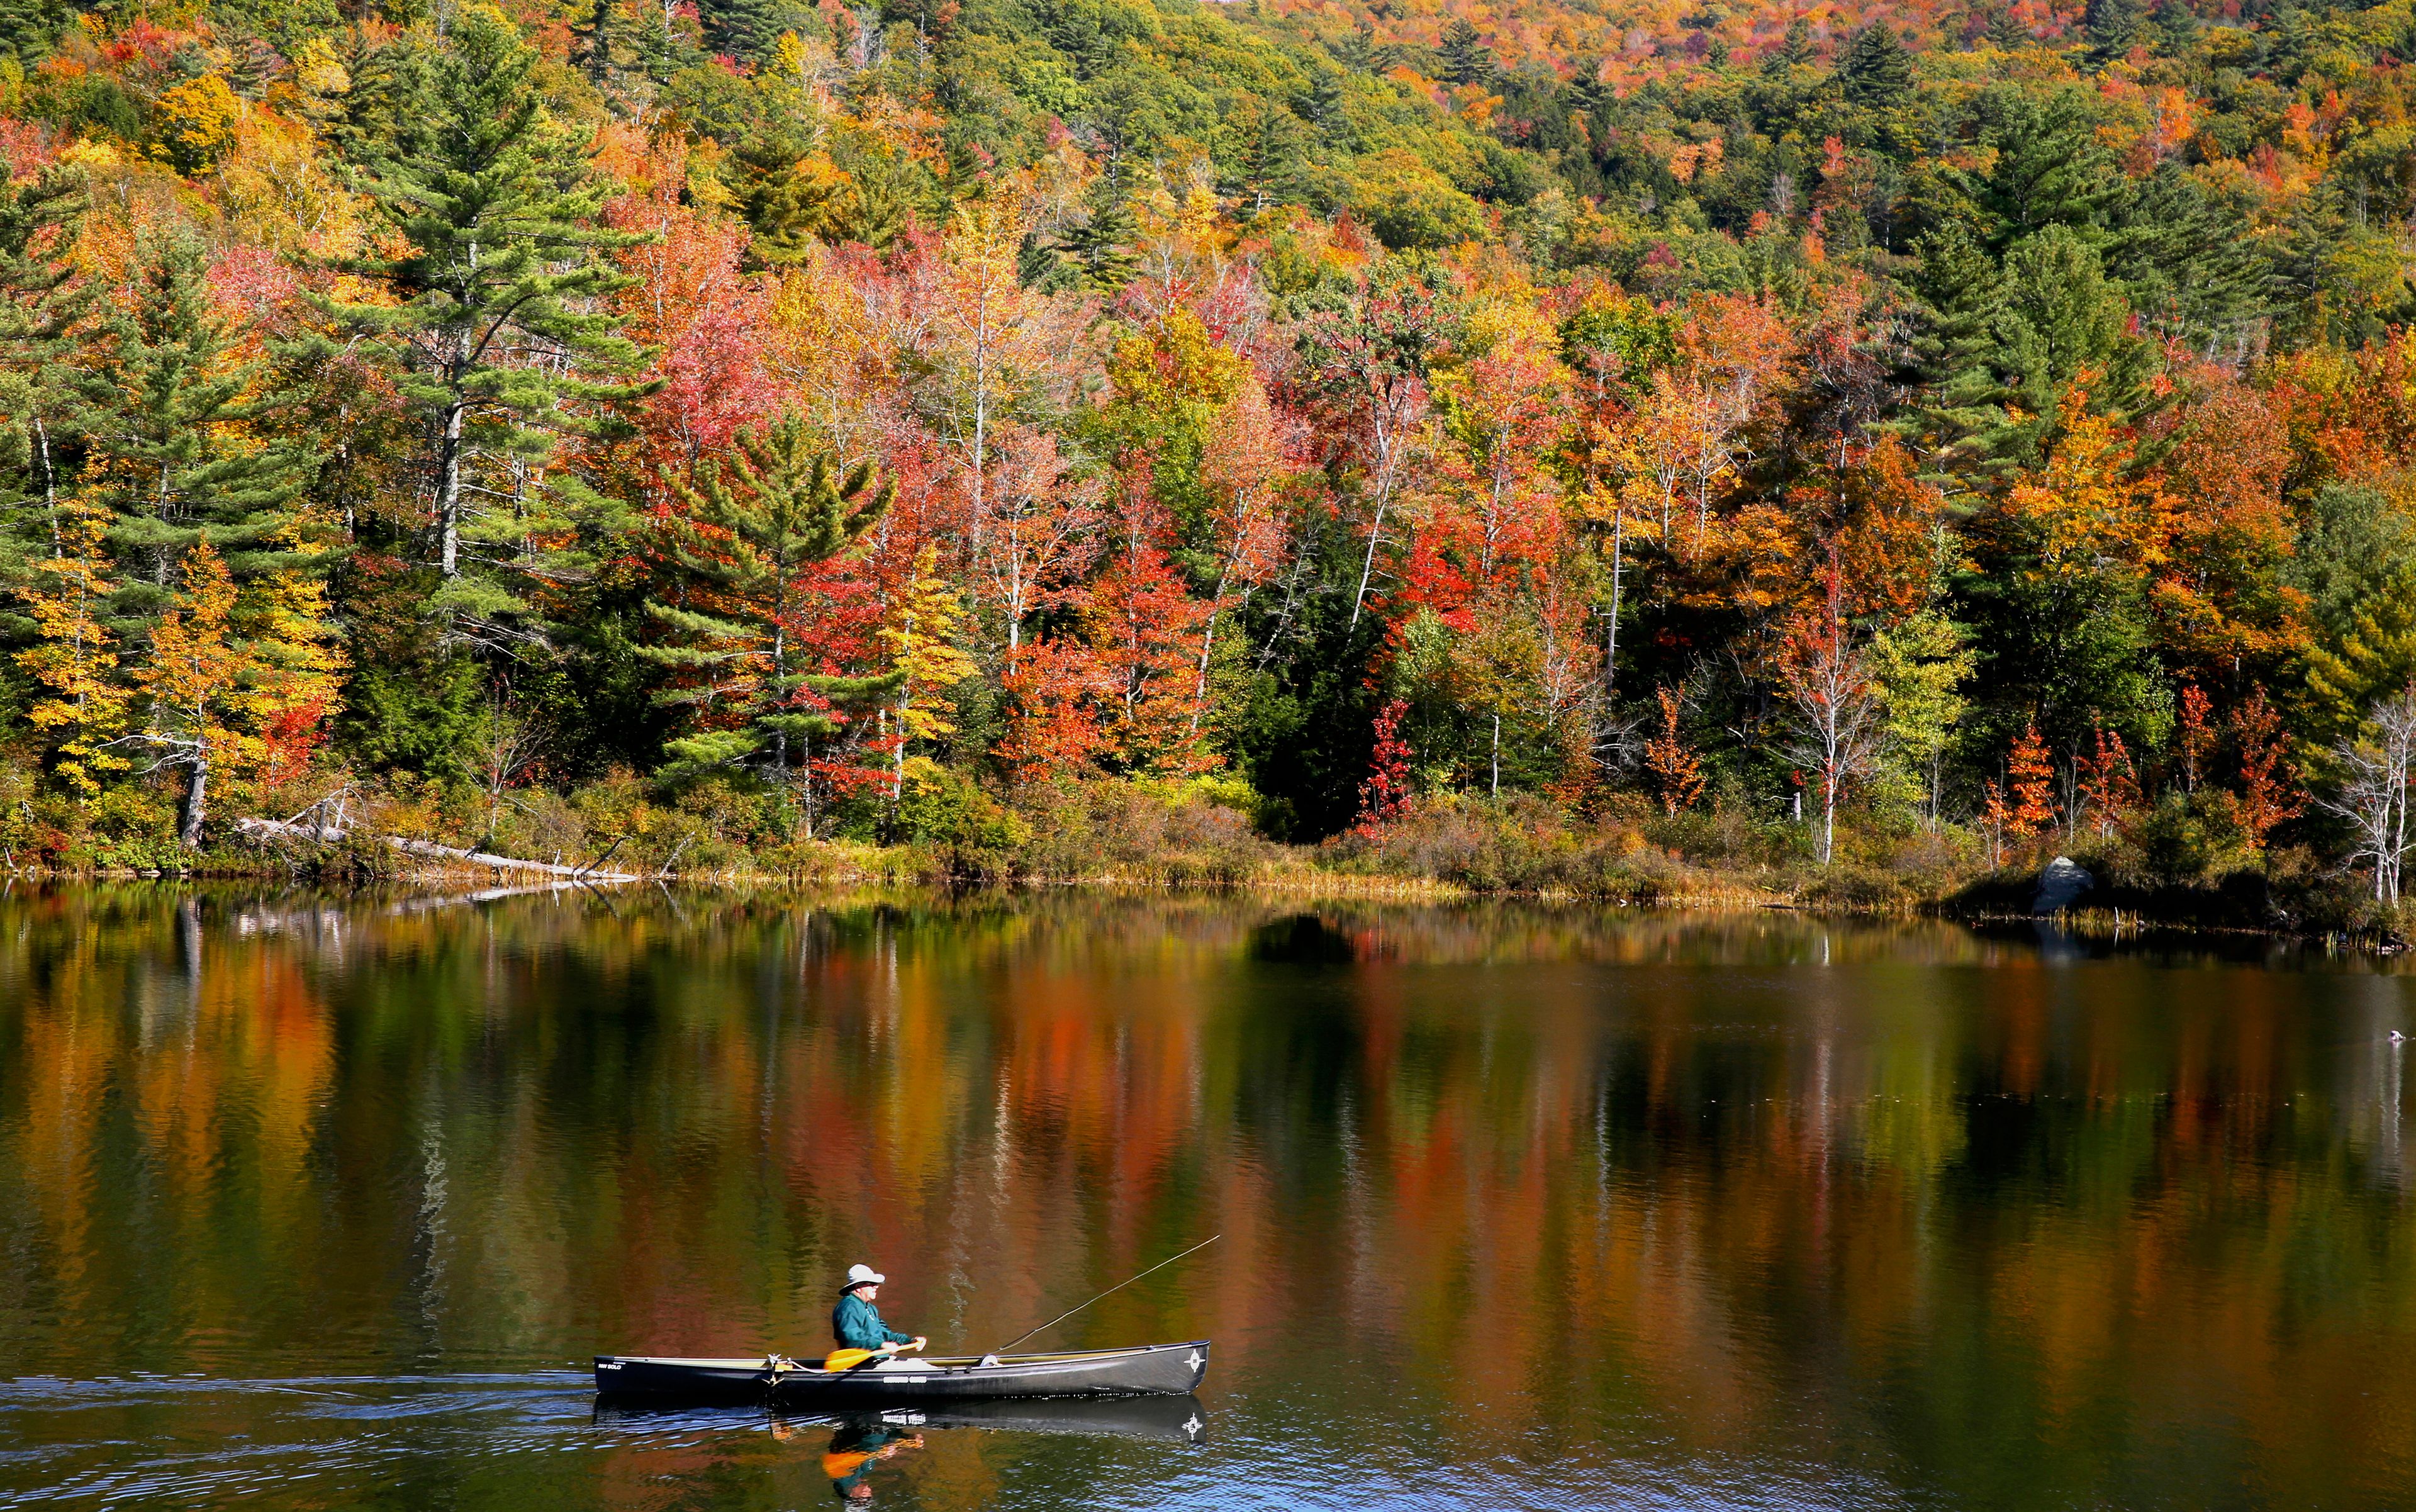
(593, 1392), (1211, 1444)
(593, 1341), (1210, 1404)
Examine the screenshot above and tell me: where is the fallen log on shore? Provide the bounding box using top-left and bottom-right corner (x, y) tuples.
(235, 817), (641, 883)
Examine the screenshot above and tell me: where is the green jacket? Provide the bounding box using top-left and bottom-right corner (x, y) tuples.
(832, 1291), (914, 1352)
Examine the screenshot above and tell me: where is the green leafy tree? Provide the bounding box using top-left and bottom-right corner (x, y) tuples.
(1870, 608), (1977, 821)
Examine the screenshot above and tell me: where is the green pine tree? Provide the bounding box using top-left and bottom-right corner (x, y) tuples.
(1840, 25), (1914, 112)
(729, 131), (859, 262)
(0, 165), (92, 562)
(2105, 164), (2273, 359)
(1440, 20), (1496, 88)
(1983, 7), (2030, 50)
(1929, 86), (2122, 250)
(1331, 22), (1377, 72)
(2083, 0), (2145, 66)
(2145, 0), (2198, 52)
(1219, 94), (1313, 216)
(1913, 221), (2159, 474)
(1056, 175), (1141, 292)
(698, 0), (788, 63)
(829, 147), (919, 251)
(2274, 177), (2413, 348)
(315, 7), (653, 618)
(91, 227), (310, 625)
(629, 0), (706, 84)
(0, 0), (72, 64)
(641, 417), (896, 795)
(1767, 18), (1818, 72)
(574, 0), (618, 86)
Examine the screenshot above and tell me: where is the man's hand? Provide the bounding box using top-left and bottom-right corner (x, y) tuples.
(878, 1341), (899, 1355)
(909, 1336), (928, 1353)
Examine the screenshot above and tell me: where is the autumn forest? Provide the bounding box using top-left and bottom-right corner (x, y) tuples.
(1, 0), (2413, 916)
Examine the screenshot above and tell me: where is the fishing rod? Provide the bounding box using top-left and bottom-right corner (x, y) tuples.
(989, 1234), (1221, 1356)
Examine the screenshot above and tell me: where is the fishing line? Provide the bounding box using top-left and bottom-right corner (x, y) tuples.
(990, 1234), (1221, 1355)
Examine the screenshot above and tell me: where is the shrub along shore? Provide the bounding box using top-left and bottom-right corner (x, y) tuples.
(14, 774), (2400, 948)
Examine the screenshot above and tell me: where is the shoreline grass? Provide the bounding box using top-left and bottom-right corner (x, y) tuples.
(10, 776), (2408, 953)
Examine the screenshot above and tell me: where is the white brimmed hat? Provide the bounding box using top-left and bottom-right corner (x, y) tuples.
(844, 1264), (886, 1289)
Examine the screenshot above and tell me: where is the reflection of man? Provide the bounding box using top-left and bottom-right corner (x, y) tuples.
(822, 1422), (923, 1501)
(833, 1265), (927, 1360)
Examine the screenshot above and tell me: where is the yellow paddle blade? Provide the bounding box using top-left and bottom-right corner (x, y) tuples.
(822, 1348), (877, 1372)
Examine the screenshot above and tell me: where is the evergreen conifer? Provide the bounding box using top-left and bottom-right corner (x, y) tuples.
(0, 165), (92, 568)
(1769, 18), (1818, 71)
(1839, 25), (1914, 113)
(0, 0), (70, 63)
(315, 7), (653, 617)
(1441, 20), (1496, 87)
(642, 418), (896, 789)
(94, 228), (308, 622)
(2084, 0), (2145, 65)
(1056, 176), (1141, 291)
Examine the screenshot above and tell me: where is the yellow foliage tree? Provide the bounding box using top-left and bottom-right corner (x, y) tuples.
(16, 500), (130, 797)
(122, 539), (346, 847)
(238, 563), (349, 790)
(881, 544), (978, 802)
(2005, 388), (2172, 581)
(128, 537), (247, 846)
(151, 74), (242, 175)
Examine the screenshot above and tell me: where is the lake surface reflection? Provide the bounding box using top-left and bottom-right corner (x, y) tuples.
(4, 886), (2416, 1509)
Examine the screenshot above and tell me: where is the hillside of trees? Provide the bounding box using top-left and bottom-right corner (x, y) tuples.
(0, 0), (2412, 912)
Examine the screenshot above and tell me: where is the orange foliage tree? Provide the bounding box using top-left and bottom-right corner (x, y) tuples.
(2006, 722), (2060, 843)
(2074, 725), (2141, 842)
(1643, 686), (1706, 816)
(2230, 689), (2304, 851)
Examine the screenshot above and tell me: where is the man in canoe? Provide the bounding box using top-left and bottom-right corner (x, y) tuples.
(833, 1264), (928, 1364)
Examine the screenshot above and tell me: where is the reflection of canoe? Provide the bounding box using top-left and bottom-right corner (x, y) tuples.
(839, 1393), (1208, 1442)
(593, 1392), (1211, 1444)
(593, 1341), (1210, 1404)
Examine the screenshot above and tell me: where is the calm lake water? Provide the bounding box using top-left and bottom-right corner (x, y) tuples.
(4, 887), (2415, 1510)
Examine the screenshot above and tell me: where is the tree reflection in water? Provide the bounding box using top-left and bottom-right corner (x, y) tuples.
(1, 884), (2413, 1509)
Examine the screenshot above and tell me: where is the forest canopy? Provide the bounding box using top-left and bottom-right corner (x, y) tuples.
(0, 0), (2413, 902)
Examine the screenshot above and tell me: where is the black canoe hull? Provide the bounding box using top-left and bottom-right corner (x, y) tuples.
(593, 1341), (1210, 1404)
(593, 1392), (1211, 1443)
